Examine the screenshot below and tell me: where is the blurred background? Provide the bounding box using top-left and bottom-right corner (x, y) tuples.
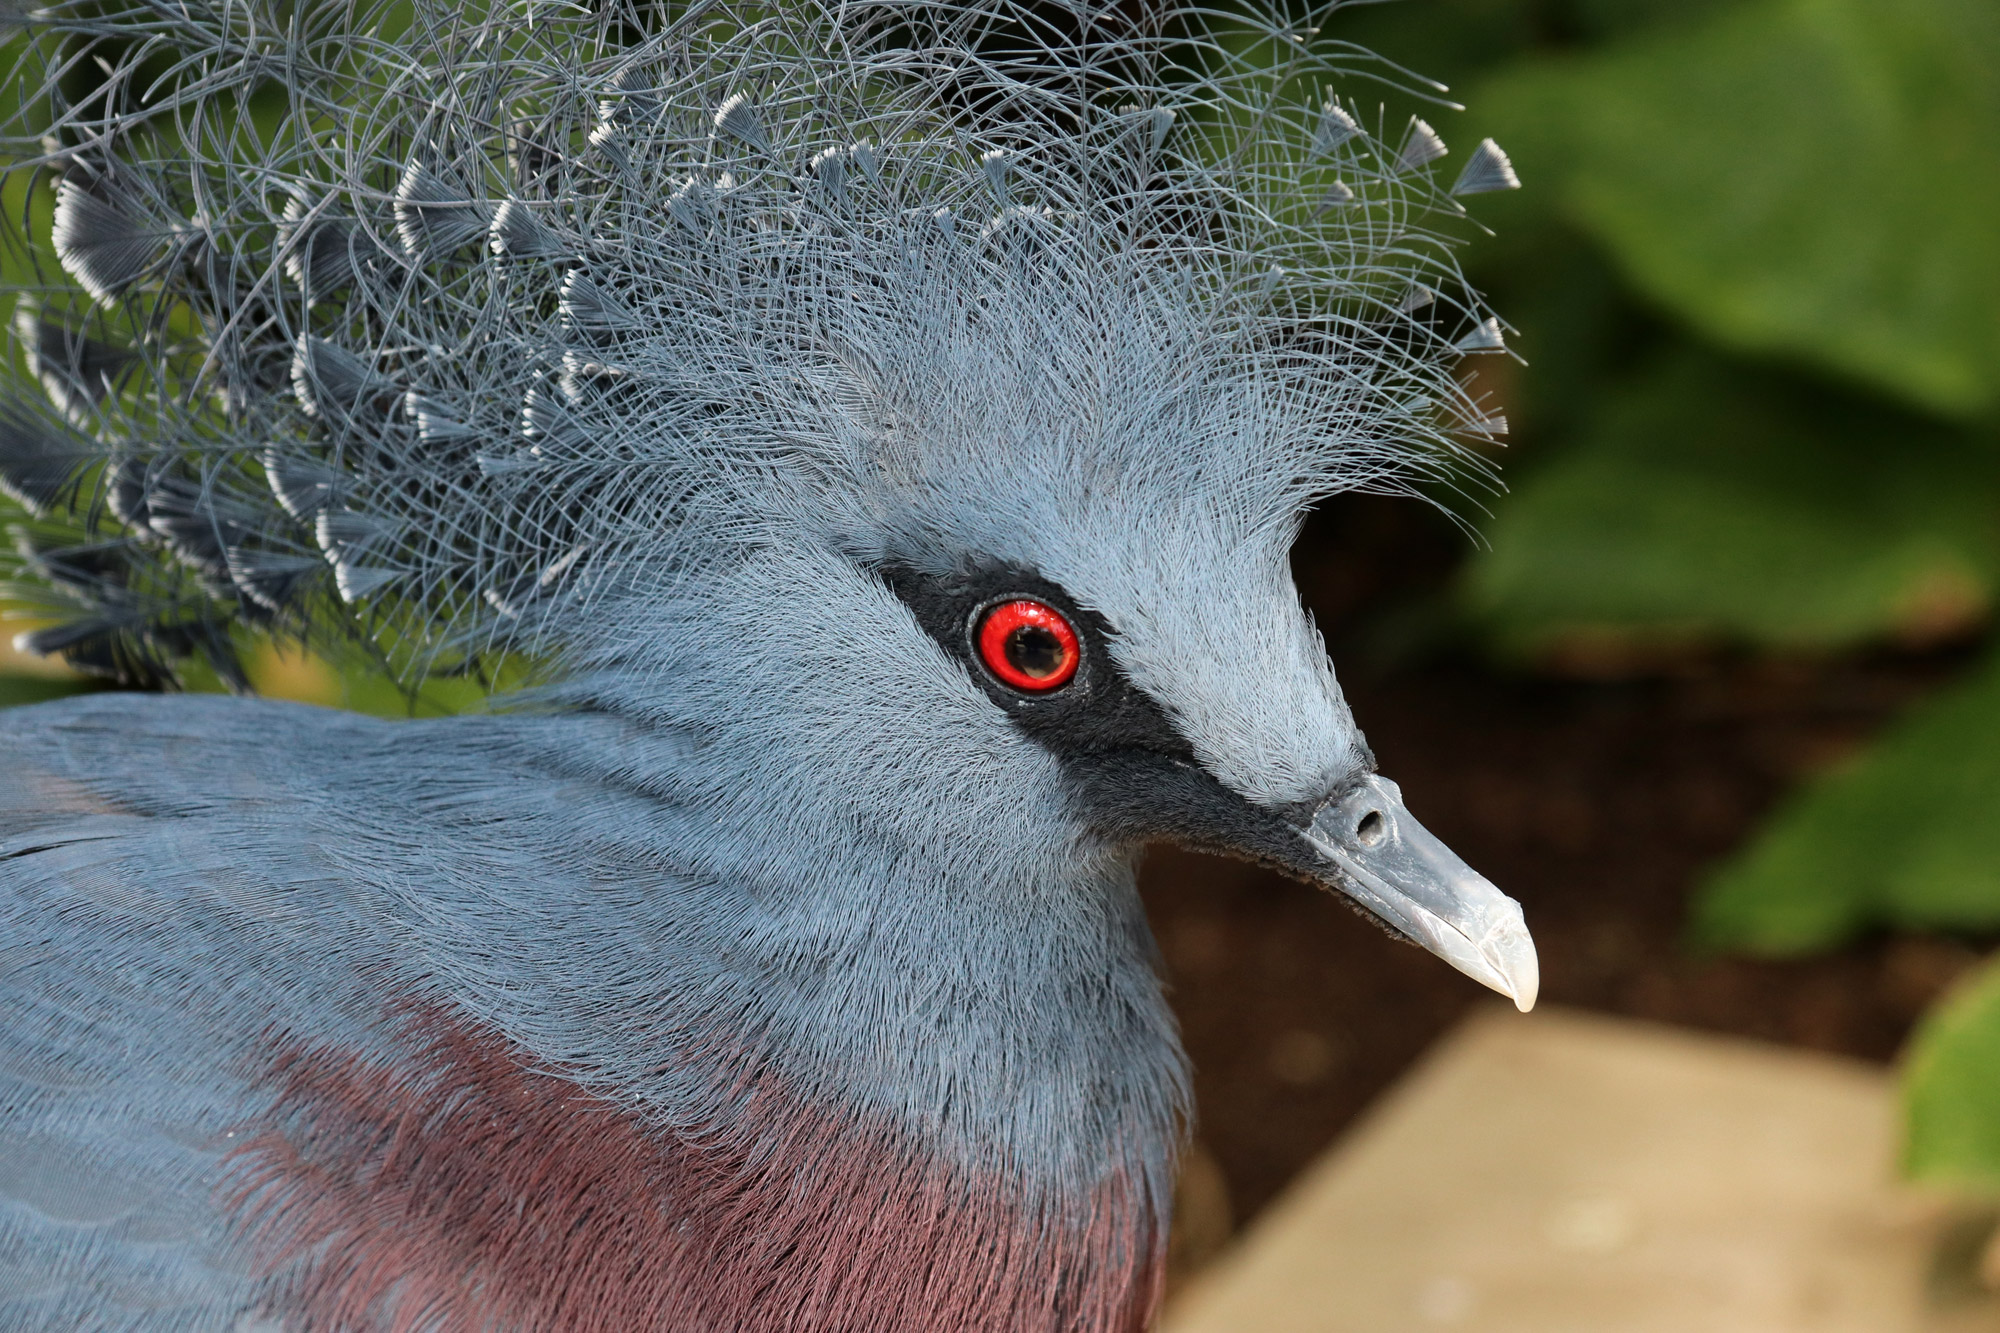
(4, 0), (1999, 1304)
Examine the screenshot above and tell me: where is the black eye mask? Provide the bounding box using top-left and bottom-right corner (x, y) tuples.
(875, 560), (1188, 758)
(874, 559), (1333, 867)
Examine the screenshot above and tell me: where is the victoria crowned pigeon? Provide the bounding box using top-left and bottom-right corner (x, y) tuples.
(0, 0), (1534, 1327)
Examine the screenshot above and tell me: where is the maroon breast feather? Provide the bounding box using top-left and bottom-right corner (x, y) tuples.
(225, 1007), (1164, 1332)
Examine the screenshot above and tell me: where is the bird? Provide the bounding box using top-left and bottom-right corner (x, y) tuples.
(0, 0), (1534, 1327)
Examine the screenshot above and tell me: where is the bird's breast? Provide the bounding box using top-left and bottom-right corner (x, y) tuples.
(224, 1004), (1163, 1332)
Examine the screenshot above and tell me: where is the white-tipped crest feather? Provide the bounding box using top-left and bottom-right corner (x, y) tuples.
(1452, 138), (1521, 195)
(1395, 118), (1449, 173)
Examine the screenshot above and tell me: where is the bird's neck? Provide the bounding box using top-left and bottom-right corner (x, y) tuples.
(242, 710), (1185, 1330)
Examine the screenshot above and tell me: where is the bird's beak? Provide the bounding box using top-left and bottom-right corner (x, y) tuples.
(1296, 773), (1538, 1012)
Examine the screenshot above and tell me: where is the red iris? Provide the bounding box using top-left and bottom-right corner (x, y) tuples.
(976, 599), (1080, 692)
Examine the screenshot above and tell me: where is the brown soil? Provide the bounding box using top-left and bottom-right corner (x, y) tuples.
(1139, 493), (1989, 1247)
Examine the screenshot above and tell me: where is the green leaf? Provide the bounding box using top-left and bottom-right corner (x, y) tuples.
(1904, 954), (2000, 1189)
(1694, 648), (2000, 955)
(0, 672), (93, 708)
(1466, 348), (2000, 653)
(1478, 0), (2000, 419)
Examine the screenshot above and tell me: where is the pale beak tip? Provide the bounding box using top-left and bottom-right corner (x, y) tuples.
(1489, 916), (1539, 1013)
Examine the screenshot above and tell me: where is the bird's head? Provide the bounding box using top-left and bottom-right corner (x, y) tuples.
(555, 238), (1534, 1022)
(795, 279), (1539, 1011)
(867, 539), (1536, 1014)
(542, 71), (1540, 1013)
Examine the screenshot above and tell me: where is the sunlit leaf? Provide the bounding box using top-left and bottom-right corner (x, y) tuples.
(1904, 954), (2000, 1189)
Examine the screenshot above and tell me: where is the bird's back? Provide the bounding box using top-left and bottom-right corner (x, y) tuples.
(0, 694), (424, 1328)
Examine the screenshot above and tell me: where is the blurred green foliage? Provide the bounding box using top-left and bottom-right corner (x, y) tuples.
(1695, 654), (2000, 953)
(1487, 0), (2000, 419)
(0, 633), (498, 717)
(1469, 349), (2000, 652)
(0, 668), (93, 708)
(1905, 961), (2000, 1191)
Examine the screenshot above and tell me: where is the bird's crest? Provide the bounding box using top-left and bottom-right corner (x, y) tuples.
(0, 0), (1518, 689)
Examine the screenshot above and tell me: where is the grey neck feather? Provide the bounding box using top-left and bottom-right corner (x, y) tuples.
(327, 556), (1190, 1210)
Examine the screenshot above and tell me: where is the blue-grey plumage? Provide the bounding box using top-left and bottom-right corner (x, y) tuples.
(0, 0), (1532, 1326)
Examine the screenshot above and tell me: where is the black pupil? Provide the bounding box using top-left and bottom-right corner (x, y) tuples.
(1005, 624), (1065, 678)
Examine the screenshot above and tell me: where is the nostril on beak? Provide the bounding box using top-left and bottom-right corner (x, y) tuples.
(1355, 809), (1385, 846)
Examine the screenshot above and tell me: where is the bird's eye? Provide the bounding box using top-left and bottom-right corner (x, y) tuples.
(975, 599), (1081, 692)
